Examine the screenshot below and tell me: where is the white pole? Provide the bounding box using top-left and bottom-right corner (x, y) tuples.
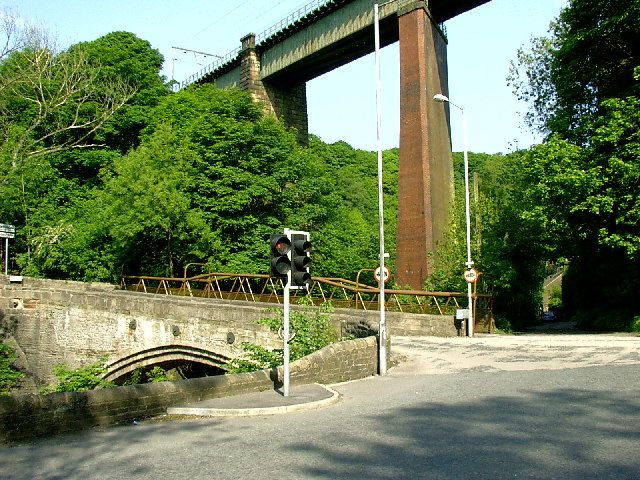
(461, 107), (474, 337)
(374, 3), (387, 374)
(433, 94), (474, 337)
(283, 281), (290, 396)
(4, 238), (7, 275)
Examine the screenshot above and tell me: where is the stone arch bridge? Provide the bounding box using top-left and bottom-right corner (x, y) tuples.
(1, 276), (492, 389)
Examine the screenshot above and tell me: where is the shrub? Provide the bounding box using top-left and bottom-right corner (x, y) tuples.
(0, 343), (24, 395)
(41, 356), (115, 394)
(228, 298), (337, 373)
(494, 315), (513, 334)
(123, 366), (170, 385)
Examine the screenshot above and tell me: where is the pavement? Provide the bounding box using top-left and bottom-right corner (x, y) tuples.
(166, 328), (640, 418)
(167, 383), (339, 417)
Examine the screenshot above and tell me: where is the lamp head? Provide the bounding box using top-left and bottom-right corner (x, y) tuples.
(433, 93), (449, 103)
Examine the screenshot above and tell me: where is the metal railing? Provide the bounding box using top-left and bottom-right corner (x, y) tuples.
(255, 0), (333, 45)
(180, 0), (336, 89)
(179, 46), (241, 89)
(120, 272), (493, 317)
(178, 0), (450, 89)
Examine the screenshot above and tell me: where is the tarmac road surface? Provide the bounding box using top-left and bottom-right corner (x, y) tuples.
(1, 332), (639, 480)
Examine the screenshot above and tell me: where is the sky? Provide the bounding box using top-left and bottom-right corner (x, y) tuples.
(0, 0), (567, 153)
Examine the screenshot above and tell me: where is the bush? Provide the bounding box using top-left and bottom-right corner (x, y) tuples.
(41, 356), (115, 393)
(574, 308), (638, 332)
(123, 366), (170, 385)
(0, 343), (24, 395)
(548, 286), (563, 311)
(228, 298), (337, 373)
(493, 315), (513, 334)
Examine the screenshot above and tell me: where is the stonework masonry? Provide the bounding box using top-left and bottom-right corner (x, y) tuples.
(0, 277), (468, 388)
(0, 277), (282, 386)
(0, 336), (379, 444)
(239, 33), (309, 144)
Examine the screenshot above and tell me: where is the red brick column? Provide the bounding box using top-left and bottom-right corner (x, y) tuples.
(396, 5), (453, 289)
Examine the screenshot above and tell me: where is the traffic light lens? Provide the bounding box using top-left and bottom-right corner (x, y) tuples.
(275, 241), (288, 254)
(292, 271), (311, 285)
(293, 240), (311, 254)
(271, 256), (291, 275)
(270, 235), (291, 255)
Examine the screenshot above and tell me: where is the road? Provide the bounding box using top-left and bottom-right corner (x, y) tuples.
(2, 333), (639, 480)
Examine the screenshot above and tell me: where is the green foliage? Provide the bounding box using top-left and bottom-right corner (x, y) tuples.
(228, 299), (337, 373)
(500, 1), (640, 330)
(146, 366), (169, 383)
(547, 286), (563, 311)
(228, 343), (284, 374)
(71, 31), (170, 153)
(41, 356), (115, 394)
(493, 316), (513, 335)
(0, 343), (24, 395)
(122, 366), (169, 385)
(509, 0), (640, 140)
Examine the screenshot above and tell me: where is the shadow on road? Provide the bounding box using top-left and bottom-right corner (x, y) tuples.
(291, 385), (640, 479)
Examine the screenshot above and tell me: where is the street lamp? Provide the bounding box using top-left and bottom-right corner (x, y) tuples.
(433, 93), (474, 337)
(374, 3), (387, 373)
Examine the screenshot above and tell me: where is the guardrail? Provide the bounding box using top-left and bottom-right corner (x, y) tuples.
(120, 272), (493, 318)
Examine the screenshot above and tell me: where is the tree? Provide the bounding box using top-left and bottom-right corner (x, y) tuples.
(71, 31), (169, 153)
(97, 123), (214, 278)
(505, 0), (640, 330)
(517, 90), (640, 330)
(0, 44), (134, 162)
(509, 0), (640, 142)
(0, 18), (135, 267)
(0, 8), (46, 62)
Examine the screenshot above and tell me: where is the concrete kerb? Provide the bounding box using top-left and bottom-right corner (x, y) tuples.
(166, 383), (340, 417)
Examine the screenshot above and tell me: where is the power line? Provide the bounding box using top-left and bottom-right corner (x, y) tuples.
(192, 0), (260, 38)
(172, 46), (222, 58)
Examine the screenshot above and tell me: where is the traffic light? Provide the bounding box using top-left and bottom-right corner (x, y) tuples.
(270, 234), (291, 282)
(290, 232), (311, 289)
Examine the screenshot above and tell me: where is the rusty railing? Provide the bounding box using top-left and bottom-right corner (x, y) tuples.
(120, 273), (493, 318)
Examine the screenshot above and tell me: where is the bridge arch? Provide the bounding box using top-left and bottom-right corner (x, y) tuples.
(103, 343), (237, 383)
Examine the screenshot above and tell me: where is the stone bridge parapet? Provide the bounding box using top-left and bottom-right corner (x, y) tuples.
(0, 277), (282, 385)
(0, 276), (467, 388)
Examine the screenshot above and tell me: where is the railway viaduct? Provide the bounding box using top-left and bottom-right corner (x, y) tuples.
(181, 0), (490, 289)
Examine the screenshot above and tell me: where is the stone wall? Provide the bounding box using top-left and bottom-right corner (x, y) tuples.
(0, 277), (478, 387)
(0, 336), (378, 444)
(238, 33), (308, 144)
(0, 277), (282, 385)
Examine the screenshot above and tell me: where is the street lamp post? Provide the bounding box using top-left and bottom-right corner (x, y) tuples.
(374, 3), (387, 373)
(433, 93), (474, 337)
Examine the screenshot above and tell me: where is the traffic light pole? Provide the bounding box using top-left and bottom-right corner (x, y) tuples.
(283, 274), (291, 397)
(271, 228), (311, 397)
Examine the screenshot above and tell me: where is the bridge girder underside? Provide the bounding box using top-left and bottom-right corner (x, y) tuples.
(260, 0), (490, 86)
(261, 14), (399, 86)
